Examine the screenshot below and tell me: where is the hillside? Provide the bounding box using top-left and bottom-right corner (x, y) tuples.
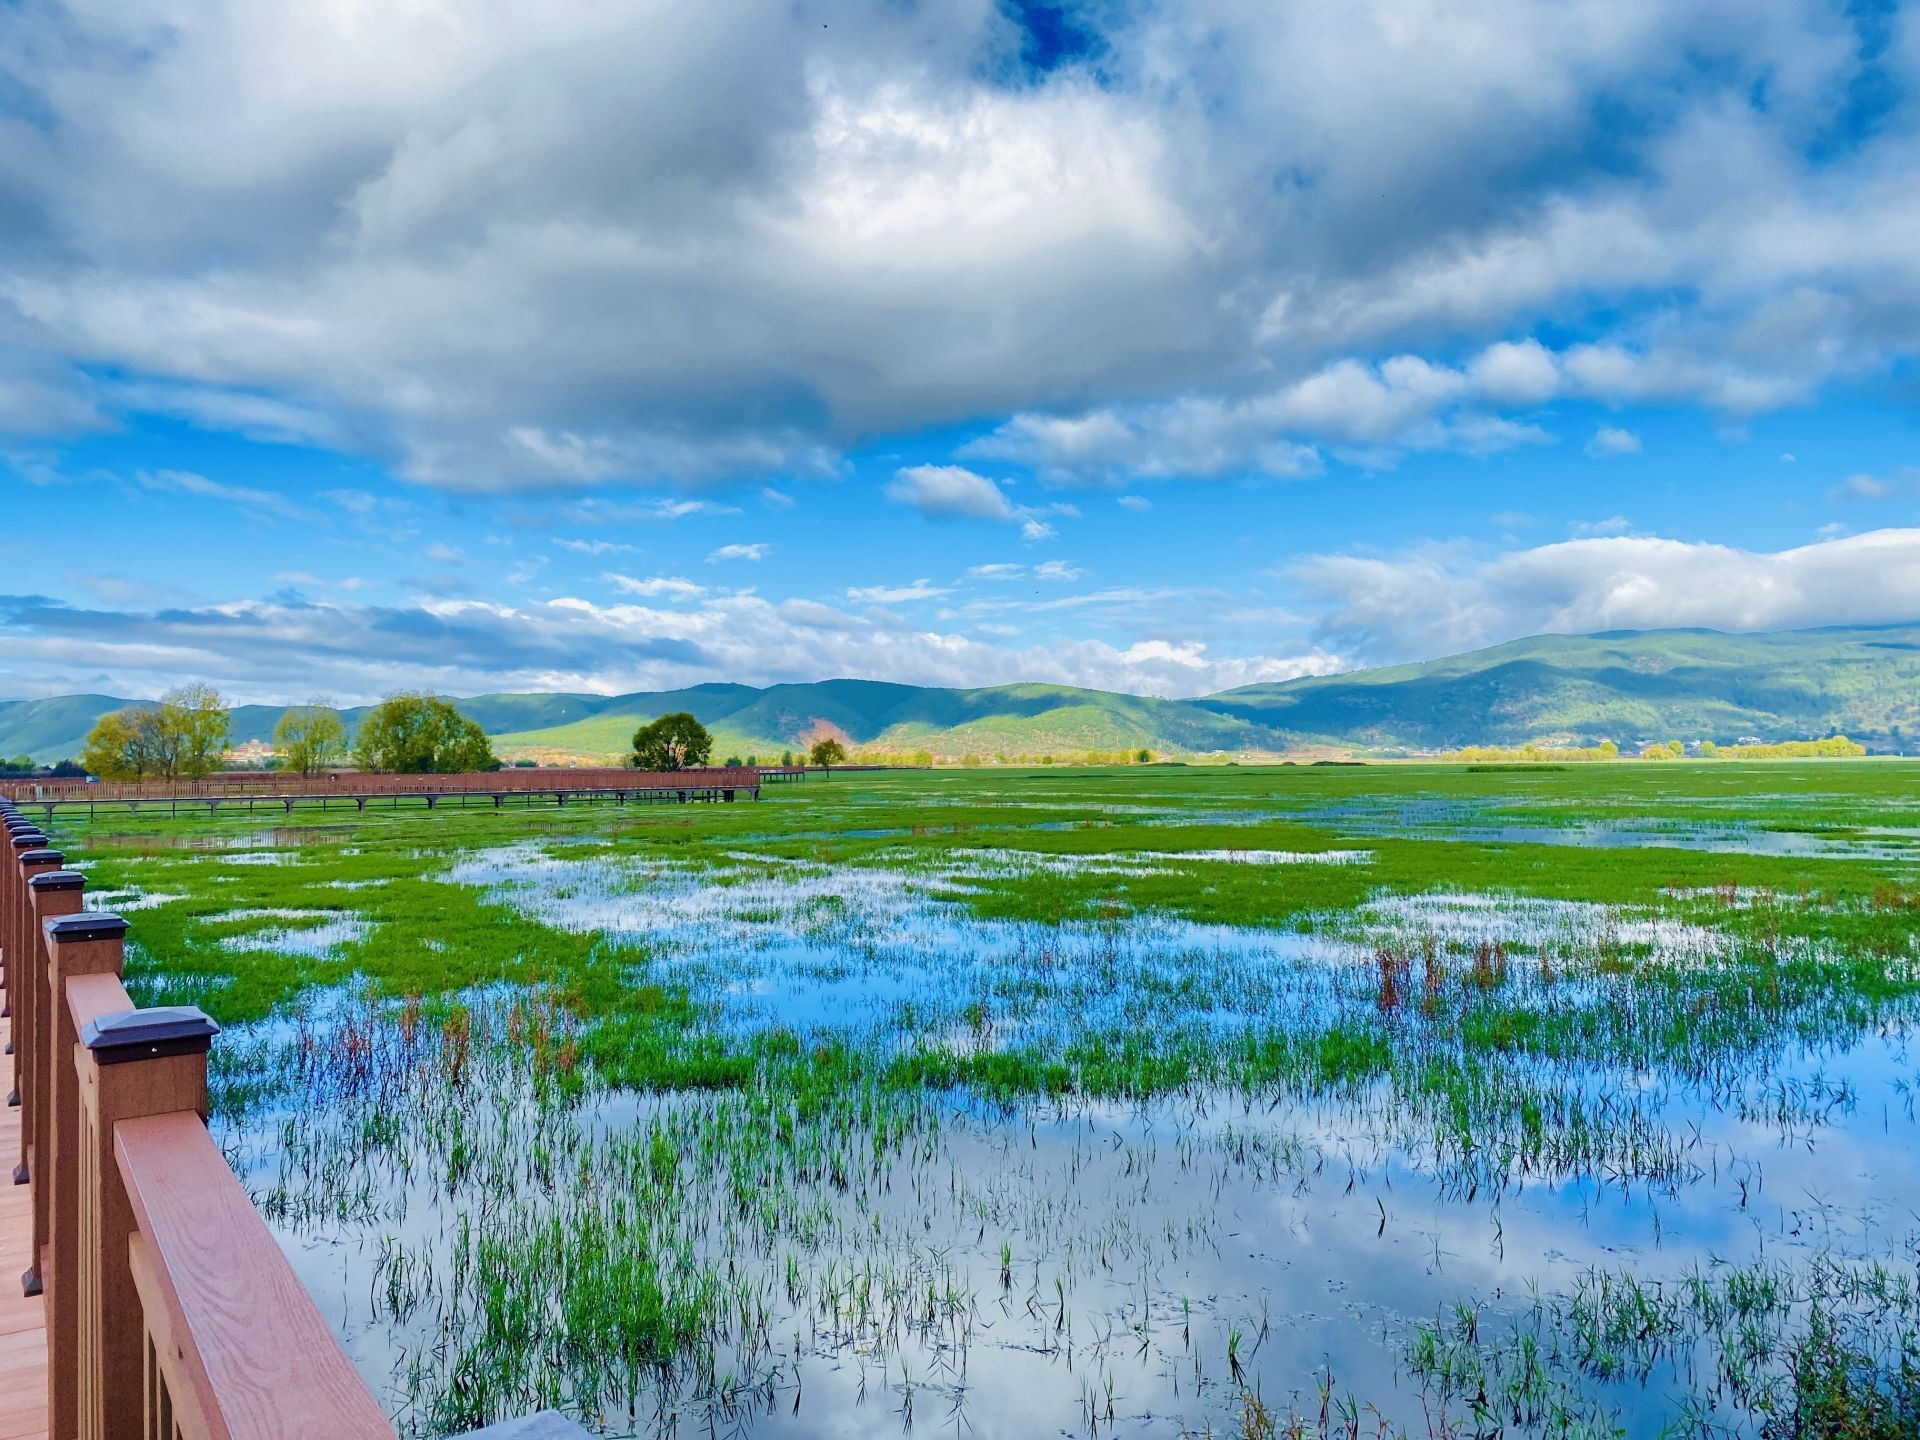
(3, 624), (1917, 763)
(1195, 626), (1920, 752)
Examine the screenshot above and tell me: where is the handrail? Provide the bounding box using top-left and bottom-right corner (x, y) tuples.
(1, 796), (600, 1439)
(0, 764), (762, 803)
(0, 797), (403, 1439)
(119, 1111), (393, 1440)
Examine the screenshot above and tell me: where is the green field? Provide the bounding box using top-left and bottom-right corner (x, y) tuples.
(50, 761), (1920, 1436)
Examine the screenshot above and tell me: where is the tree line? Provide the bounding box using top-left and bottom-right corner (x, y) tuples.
(77, 690), (499, 780)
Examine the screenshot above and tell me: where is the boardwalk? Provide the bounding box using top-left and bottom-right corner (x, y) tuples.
(0, 1006), (47, 1440)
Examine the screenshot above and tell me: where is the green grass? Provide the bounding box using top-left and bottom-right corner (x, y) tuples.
(45, 760), (1920, 1437)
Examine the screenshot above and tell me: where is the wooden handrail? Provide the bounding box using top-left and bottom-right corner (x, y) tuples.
(0, 796), (402, 1439)
(118, 1111), (393, 1440)
(0, 764), (762, 803)
(1, 797), (590, 1440)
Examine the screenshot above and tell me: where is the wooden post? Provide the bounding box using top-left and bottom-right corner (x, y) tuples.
(23, 866), (84, 1297)
(42, 915), (131, 1440)
(11, 845), (65, 1201)
(67, 983), (216, 1440)
(6, 827), (47, 1108)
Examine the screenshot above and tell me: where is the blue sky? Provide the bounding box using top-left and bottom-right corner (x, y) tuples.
(3, 0), (1920, 703)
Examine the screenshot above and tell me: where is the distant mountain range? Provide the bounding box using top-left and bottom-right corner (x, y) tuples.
(3, 624), (1917, 763)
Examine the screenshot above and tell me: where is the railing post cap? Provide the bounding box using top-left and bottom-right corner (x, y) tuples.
(80, 1006), (220, 1064)
(29, 870), (85, 892)
(6, 819), (41, 835)
(43, 912), (129, 943)
(19, 847), (64, 866)
(10, 831), (48, 849)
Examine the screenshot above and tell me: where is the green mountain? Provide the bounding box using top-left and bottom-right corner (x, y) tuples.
(4, 624), (1917, 764)
(1194, 625), (1920, 752)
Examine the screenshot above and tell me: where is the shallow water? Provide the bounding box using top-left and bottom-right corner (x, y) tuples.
(202, 833), (1920, 1436)
(66, 766), (1920, 1438)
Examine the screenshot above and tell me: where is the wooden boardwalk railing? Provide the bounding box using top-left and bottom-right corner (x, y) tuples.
(0, 798), (587, 1439)
(0, 765), (762, 820)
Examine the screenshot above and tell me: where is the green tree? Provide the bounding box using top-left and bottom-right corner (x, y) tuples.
(630, 713), (713, 772)
(79, 686), (230, 781)
(354, 693), (496, 773)
(807, 737), (847, 771)
(161, 684), (231, 778)
(80, 708), (151, 780)
(274, 700), (349, 776)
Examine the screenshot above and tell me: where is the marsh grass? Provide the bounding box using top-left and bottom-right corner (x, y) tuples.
(53, 762), (1920, 1436)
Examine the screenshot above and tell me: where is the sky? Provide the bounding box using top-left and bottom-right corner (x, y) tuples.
(2, 0), (1920, 705)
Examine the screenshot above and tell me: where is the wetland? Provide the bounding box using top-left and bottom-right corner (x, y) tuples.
(54, 761), (1920, 1438)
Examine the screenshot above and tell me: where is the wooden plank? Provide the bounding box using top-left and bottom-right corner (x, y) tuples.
(0, 1004), (46, 1440)
(114, 1112), (393, 1440)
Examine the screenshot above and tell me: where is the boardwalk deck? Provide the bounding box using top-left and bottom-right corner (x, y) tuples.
(0, 1004), (47, 1440)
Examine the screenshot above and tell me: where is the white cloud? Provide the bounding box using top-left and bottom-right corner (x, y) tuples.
(846, 579), (952, 605)
(137, 469), (320, 525)
(605, 574), (705, 599)
(1571, 516), (1635, 538)
(706, 543), (768, 562)
(1117, 495), (1151, 512)
(1830, 469), (1916, 501)
(1034, 559), (1084, 582)
(425, 542), (467, 564)
(0, 589), (1342, 703)
(885, 465), (1017, 520)
(1292, 528), (1920, 664)
(554, 537), (641, 556)
(1585, 425), (1642, 459)
(3, 1), (1913, 493)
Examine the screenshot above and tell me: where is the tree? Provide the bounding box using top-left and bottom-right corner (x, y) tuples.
(274, 700), (349, 776)
(161, 684), (231, 779)
(808, 737), (847, 771)
(78, 686), (231, 781)
(354, 693), (496, 773)
(0, 754), (33, 775)
(630, 712), (713, 772)
(81, 708), (150, 781)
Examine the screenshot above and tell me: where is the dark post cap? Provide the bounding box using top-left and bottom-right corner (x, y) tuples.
(29, 871), (85, 893)
(10, 832), (47, 850)
(5, 819), (38, 833)
(19, 849), (63, 866)
(43, 913), (128, 943)
(80, 1006), (219, 1065)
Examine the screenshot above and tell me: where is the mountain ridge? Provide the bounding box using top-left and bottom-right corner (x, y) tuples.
(2, 623), (1916, 762)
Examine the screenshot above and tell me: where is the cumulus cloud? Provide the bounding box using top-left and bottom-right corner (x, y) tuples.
(0, 1), (1914, 492)
(705, 543), (768, 562)
(885, 465), (1017, 520)
(1292, 528), (1920, 664)
(1585, 426), (1642, 458)
(0, 590), (1339, 703)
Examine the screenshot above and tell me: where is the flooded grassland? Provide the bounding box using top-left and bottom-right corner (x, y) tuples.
(57, 762), (1920, 1438)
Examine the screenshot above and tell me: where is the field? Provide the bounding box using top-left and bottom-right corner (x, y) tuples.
(54, 761), (1920, 1437)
